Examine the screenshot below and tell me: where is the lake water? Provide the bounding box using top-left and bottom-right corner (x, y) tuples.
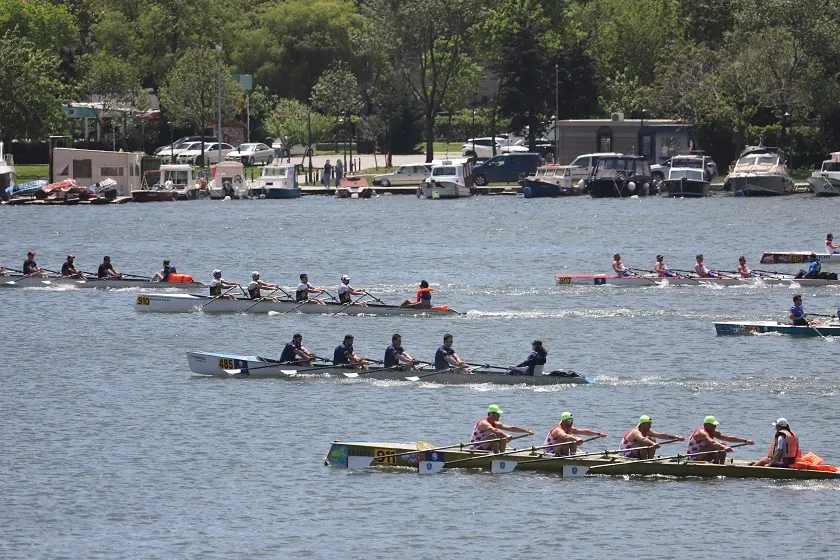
(2, 194), (839, 559)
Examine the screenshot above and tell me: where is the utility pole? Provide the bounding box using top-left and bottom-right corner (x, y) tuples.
(216, 43), (223, 148)
(554, 63), (559, 164)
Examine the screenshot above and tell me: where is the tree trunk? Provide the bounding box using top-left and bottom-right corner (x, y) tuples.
(425, 113), (435, 163)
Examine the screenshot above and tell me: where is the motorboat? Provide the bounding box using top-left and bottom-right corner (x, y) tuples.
(521, 165), (582, 198)
(0, 141), (16, 202)
(249, 163), (300, 199)
(421, 159), (474, 199)
(154, 164), (202, 200)
(807, 152), (840, 197)
(336, 176), (372, 199)
(208, 161), (248, 199)
(585, 155), (653, 198)
(662, 155), (712, 197)
(723, 145), (794, 196)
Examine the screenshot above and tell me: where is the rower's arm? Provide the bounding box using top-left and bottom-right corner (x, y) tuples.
(497, 422), (533, 435)
(650, 429), (684, 441)
(718, 433), (753, 445)
(571, 427), (606, 438)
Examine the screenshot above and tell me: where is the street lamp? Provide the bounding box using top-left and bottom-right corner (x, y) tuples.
(437, 110), (451, 157)
(168, 121), (174, 163)
(216, 43), (223, 147)
(471, 104), (477, 159)
(638, 109), (647, 157)
(554, 63), (559, 164)
(780, 111), (791, 166)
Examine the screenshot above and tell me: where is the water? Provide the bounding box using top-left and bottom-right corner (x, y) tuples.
(2, 195), (840, 559)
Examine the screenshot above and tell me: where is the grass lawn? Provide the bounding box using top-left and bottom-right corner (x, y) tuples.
(15, 164), (49, 183)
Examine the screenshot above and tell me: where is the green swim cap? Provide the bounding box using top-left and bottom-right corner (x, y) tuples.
(638, 415), (652, 426)
(487, 404), (503, 414)
(704, 415), (719, 426)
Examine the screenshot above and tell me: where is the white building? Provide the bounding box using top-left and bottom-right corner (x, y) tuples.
(52, 148), (143, 196)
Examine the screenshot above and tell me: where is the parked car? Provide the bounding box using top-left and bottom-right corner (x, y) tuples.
(471, 153), (541, 186)
(226, 143), (275, 165)
(154, 136), (216, 157)
(270, 140), (316, 158)
(651, 154), (717, 185)
(568, 152), (624, 184)
(514, 137), (556, 159)
(461, 137), (529, 160)
(157, 141), (206, 163)
(176, 142), (235, 165)
(374, 163), (432, 187)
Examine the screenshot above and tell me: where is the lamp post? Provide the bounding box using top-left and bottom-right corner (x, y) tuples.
(437, 110), (450, 158)
(471, 104), (476, 160)
(216, 43), (223, 148)
(780, 111), (791, 166)
(554, 63), (559, 164)
(639, 109), (647, 157)
(168, 121), (174, 163)
(306, 107), (312, 183)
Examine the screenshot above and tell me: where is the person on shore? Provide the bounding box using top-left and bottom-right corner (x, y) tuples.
(753, 418), (801, 467)
(335, 158), (344, 185)
(694, 254), (718, 278)
(612, 253), (635, 277)
(384, 334), (419, 372)
(247, 271), (282, 301)
(151, 260), (175, 282)
(826, 233), (839, 254)
(795, 253), (821, 279)
(737, 256), (756, 278)
(654, 254), (675, 278)
(323, 159), (332, 188)
(337, 275), (368, 306)
(209, 269), (240, 298)
(280, 333), (314, 367)
(618, 415), (685, 459)
(434, 333), (468, 372)
(296, 273), (326, 304)
(23, 251), (46, 277)
(507, 340), (548, 376)
(333, 334), (369, 370)
(400, 280), (433, 308)
(61, 255), (86, 279)
(789, 294), (821, 326)
(543, 412), (607, 456)
(97, 256), (123, 279)
(686, 415), (754, 464)
(469, 404), (534, 453)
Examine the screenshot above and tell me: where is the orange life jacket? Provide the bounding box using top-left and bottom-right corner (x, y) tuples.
(768, 428), (800, 461)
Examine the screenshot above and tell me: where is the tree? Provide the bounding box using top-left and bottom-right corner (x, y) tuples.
(366, 0), (484, 162)
(0, 0), (80, 56)
(310, 63), (364, 118)
(158, 47), (244, 162)
(264, 98), (332, 163)
(0, 34), (66, 142)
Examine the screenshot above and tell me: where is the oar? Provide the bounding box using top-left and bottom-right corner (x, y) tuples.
(447, 435), (604, 468)
(633, 267), (691, 280)
(808, 322), (832, 341)
(464, 362), (508, 371)
(200, 286), (238, 310)
(807, 313), (836, 319)
(282, 297), (318, 314)
(328, 293), (371, 316)
(505, 438), (681, 471)
(2, 267), (25, 273)
(405, 367), (459, 382)
(340, 365), (401, 378)
(321, 289), (340, 302)
(348, 435), (518, 464)
(240, 286), (284, 313)
(362, 291), (389, 305)
(223, 361), (347, 375)
(754, 268), (794, 278)
(718, 269), (781, 280)
(588, 441), (752, 470)
(310, 354), (333, 363)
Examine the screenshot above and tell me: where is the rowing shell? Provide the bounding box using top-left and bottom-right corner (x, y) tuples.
(186, 352), (592, 384)
(139, 293), (461, 315)
(326, 441), (840, 480)
(554, 274), (840, 287)
(714, 320), (840, 336)
(760, 252), (840, 264)
(1, 274), (206, 289)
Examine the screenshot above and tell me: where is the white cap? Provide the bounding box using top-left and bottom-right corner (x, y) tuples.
(341, 275), (350, 281)
(252, 271), (260, 279)
(773, 418), (789, 428)
(213, 269), (222, 275)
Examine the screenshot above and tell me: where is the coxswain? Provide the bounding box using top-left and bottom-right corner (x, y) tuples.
(469, 404), (533, 453)
(434, 333), (468, 372)
(0, 266), (8, 276)
(618, 415), (684, 459)
(507, 340), (547, 376)
(337, 275), (368, 306)
(654, 254), (674, 277)
(826, 233), (839, 254)
(384, 333), (419, 372)
(753, 418), (801, 467)
(209, 269), (240, 298)
(400, 280), (433, 308)
(544, 412), (606, 456)
(296, 273), (326, 304)
(736, 256), (756, 278)
(795, 252), (821, 279)
(789, 294), (821, 326)
(333, 334), (369, 370)
(279, 333), (313, 367)
(686, 415), (754, 464)
(694, 254), (717, 278)
(97, 256), (123, 279)
(151, 260), (175, 282)
(23, 251), (46, 277)
(612, 253), (635, 277)
(247, 271), (281, 301)
(60, 255), (86, 279)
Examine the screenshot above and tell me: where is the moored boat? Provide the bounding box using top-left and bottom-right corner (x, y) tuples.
(154, 164), (202, 200)
(1, 275), (206, 289)
(137, 293), (461, 315)
(723, 145), (794, 196)
(336, 176), (372, 199)
(521, 165), (582, 198)
(208, 161), (248, 199)
(662, 155), (712, 197)
(585, 155), (653, 198)
(807, 152), (840, 196)
(714, 320), (840, 336)
(186, 351), (592, 384)
(250, 163), (300, 199)
(554, 273), (840, 287)
(760, 252), (840, 264)
(421, 159), (474, 199)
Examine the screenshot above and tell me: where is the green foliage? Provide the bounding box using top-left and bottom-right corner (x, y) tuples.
(78, 52), (148, 116)
(310, 62), (364, 117)
(0, 0), (80, 55)
(264, 98), (332, 148)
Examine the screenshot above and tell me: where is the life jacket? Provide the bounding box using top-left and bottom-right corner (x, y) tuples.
(417, 287), (433, 301)
(768, 429), (800, 462)
(687, 426), (713, 456)
(167, 273), (193, 283)
(470, 417), (496, 448)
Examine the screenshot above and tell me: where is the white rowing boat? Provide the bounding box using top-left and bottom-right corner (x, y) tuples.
(714, 320), (840, 336)
(1, 275), (206, 289)
(137, 293), (461, 315)
(553, 273), (840, 287)
(186, 352), (592, 384)
(760, 252), (840, 264)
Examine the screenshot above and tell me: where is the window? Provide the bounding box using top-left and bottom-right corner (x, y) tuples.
(100, 166), (124, 176)
(57, 164), (69, 176)
(596, 127), (613, 152)
(641, 135), (653, 157)
(73, 159), (92, 179)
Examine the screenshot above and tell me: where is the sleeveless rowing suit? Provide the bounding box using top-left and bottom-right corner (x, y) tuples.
(470, 417), (497, 450)
(280, 341), (300, 363)
(694, 263), (714, 278)
(790, 304), (806, 326)
(296, 282), (312, 302)
(613, 260), (630, 277)
(543, 424), (572, 455)
(209, 278), (223, 296)
(338, 284), (352, 304)
(686, 427), (715, 459)
(248, 280), (261, 299)
(619, 428), (645, 458)
(738, 263), (754, 277)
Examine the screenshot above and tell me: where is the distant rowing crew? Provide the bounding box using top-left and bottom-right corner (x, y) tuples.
(1, 252), (194, 283)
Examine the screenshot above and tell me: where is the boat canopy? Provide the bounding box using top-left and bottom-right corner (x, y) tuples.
(668, 168), (705, 181)
(432, 166), (458, 177)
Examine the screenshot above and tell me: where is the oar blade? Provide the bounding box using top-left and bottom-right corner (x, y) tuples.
(404, 376), (421, 381)
(417, 461), (445, 475)
(342, 372), (360, 378)
(223, 368), (243, 375)
(347, 456), (374, 470)
(491, 459), (519, 474)
(562, 465), (589, 477)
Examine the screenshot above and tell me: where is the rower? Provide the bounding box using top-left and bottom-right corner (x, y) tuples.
(694, 254), (717, 278)
(384, 334), (419, 372)
(296, 273), (326, 304)
(612, 253), (634, 277)
(280, 333), (313, 367)
(151, 260), (175, 282)
(400, 280), (433, 308)
(618, 415), (684, 459)
(544, 411), (606, 456)
(469, 404), (533, 453)
(209, 269), (240, 298)
(686, 415), (754, 464)
(794, 252), (821, 279)
(654, 254), (674, 277)
(23, 251), (46, 277)
(506, 340), (547, 376)
(98, 256), (123, 279)
(247, 271), (281, 301)
(753, 418), (801, 467)
(789, 294), (821, 326)
(60, 255), (86, 279)
(826, 233), (839, 254)
(434, 333), (468, 372)
(737, 256), (756, 278)
(0, 266), (7, 276)
(333, 334), (369, 370)
(337, 275), (368, 306)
